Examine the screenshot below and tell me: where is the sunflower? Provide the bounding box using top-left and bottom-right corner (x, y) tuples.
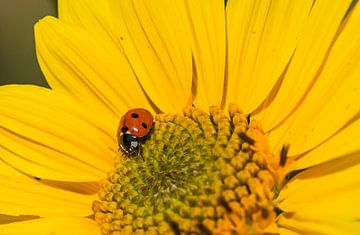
(1, 0), (360, 234)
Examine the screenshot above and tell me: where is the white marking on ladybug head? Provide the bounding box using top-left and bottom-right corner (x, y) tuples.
(125, 130), (131, 135)
(120, 132), (124, 136)
(130, 141), (139, 148)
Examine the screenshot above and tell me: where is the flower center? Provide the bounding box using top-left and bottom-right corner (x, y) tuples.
(93, 105), (282, 234)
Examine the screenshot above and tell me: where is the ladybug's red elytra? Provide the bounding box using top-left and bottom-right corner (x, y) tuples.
(117, 108), (154, 154)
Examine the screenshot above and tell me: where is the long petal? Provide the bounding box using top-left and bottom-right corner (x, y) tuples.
(0, 214), (38, 224)
(58, 0), (115, 43)
(278, 227), (300, 235)
(185, 0), (226, 109)
(110, 0), (192, 112)
(269, 2), (360, 155)
(293, 117), (360, 169)
(0, 217), (99, 235)
(0, 85), (114, 181)
(39, 179), (100, 195)
(0, 161), (96, 217)
(226, 0), (313, 114)
(278, 152), (360, 222)
(254, 0), (353, 130)
(278, 215), (360, 235)
(35, 16), (154, 117)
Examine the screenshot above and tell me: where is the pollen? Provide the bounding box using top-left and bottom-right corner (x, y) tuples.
(93, 104), (283, 234)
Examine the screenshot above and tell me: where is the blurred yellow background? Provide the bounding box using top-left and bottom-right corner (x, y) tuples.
(0, 0), (57, 87)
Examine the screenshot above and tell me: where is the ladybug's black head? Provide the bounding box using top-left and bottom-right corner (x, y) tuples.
(119, 132), (140, 154)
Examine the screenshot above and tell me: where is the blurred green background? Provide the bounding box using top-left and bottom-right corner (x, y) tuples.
(0, 0), (57, 87)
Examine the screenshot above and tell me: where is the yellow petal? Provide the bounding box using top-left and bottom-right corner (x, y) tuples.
(254, 0), (353, 130)
(226, 0), (313, 114)
(281, 187), (360, 221)
(35, 16), (154, 117)
(0, 85), (114, 181)
(269, 2), (360, 155)
(185, 0), (226, 109)
(0, 161), (96, 217)
(58, 0), (116, 43)
(278, 152), (360, 221)
(294, 117), (360, 169)
(0, 214), (38, 224)
(0, 217), (99, 235)
(278, 227), (300, 235)
(0, 160), (27, 178)
(278, 214), (360, 235)
(40, 180), (100, 195)
(109, 0), (192, 112)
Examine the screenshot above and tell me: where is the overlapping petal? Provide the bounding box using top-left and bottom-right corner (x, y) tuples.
(294, 117), (360, 169)
(0, 217), (99, 235)
(110, 0), (192, 112)
(35, 16), (154, 117)
(0, 161), (96, 217)
(278, 153), (360, 234)
(254, 0), (354, 130)
(226, 0), (313, 114)
(0, 214), (38, 224)
(0, 85), (115, 181)
(185, 0), (226, 109)
(278, 215), (360, 235)
(58, 0), (115, 44)
(269, 2), (360, 155)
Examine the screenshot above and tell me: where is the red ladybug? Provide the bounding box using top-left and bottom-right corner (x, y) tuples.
(117, 108), (154, 154)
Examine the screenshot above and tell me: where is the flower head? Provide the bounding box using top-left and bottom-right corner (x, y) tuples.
(1, 0), (360, 234)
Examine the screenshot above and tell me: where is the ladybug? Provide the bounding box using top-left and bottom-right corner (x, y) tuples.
(117, 108), (154, 154)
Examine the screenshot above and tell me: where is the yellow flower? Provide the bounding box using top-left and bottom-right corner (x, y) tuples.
(1, 0), (360, 234)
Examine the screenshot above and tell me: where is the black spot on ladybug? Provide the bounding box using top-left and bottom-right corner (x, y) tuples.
(142, 123), (148, 129)
(122, 126), (128, 132)
(131, 113), (139, 118)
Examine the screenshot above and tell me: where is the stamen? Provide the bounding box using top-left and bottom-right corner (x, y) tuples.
(238, 132), (255, 145)
(93, 105), (281, 234)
